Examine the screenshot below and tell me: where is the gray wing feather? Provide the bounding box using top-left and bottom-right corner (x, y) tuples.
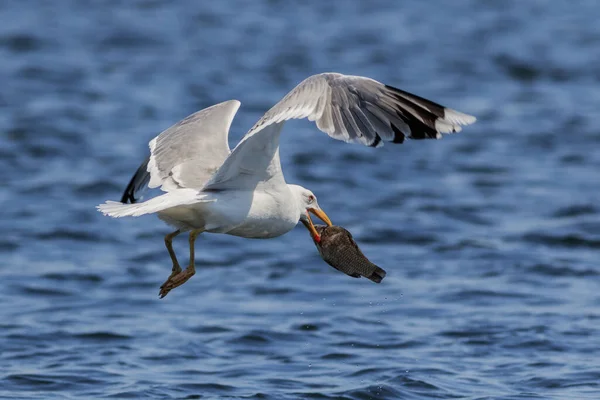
(146, 100), (240, 192)
(205, 73), (476, 190)
(249, 73), (476, 147)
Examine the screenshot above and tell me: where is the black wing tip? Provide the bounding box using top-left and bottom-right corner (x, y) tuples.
(384, 84), (447, 140)
(383, 84), (445, 115)
(120, 190), (135, 204)
(121, 177), (140, 204)
(369, 133), (382, 148)
(390, 123), (405, 143)
(121, 157), (151, 204)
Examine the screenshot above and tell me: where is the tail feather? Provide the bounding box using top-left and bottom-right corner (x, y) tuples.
(97, 190), (213, 218)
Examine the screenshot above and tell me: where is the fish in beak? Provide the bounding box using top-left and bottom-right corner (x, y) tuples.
(301, 207), (332, 243)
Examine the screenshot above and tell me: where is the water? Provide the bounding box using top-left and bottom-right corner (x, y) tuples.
(1, 0), (599, 398)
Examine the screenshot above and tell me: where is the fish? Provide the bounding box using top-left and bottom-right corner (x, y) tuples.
(311, 225), (386, 283)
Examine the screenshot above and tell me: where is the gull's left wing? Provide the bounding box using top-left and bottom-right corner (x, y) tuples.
(121, 100), (240, 203)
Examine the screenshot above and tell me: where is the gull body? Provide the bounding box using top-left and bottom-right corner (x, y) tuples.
(158, 184), (308, 239)
(97, 72), (476, 296)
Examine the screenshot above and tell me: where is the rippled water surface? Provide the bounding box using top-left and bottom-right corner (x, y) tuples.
(2, 1), (599, 399)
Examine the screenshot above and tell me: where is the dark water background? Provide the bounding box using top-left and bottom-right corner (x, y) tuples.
(1, 1), (599, 399)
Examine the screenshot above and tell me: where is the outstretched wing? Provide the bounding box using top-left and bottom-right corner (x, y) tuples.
(250, 73), (475, 147)
(121, 100), (240, 202)
(205, 73), (476, 190)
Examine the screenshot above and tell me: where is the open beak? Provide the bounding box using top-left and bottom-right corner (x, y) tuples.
(309, 207), (332, 227)
(302, 207), (333, 243)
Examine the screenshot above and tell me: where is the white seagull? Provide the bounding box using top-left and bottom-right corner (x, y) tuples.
(97, 73), (476, 297)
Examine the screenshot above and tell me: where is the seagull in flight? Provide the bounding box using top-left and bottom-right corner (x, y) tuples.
(97, 73), (476, 297)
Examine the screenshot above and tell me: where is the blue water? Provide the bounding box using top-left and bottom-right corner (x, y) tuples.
(1, 1), (599, 399)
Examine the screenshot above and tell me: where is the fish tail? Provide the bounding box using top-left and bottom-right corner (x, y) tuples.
(366, 265), (387, 283)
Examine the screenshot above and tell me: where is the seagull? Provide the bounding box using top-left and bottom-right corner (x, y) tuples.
(97, 73), (475, 297)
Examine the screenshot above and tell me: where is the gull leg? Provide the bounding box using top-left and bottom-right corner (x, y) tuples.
(165, 229), (182, 277)
(159, 229), (203, 298)
(158, 230), (181, 295)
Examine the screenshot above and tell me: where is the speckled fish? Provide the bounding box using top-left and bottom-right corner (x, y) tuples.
(308, 225), (386, 283)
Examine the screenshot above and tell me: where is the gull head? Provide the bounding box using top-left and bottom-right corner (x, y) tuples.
(289, 184), (333, 243)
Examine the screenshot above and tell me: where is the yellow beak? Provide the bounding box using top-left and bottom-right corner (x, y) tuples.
(309, 207), (333, 227)
(302, 207), (333, 242)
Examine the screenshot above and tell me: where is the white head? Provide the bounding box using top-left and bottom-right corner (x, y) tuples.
(288, 184), (332, 243)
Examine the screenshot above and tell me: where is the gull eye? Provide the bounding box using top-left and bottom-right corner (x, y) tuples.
(308, 195), (315, 204)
